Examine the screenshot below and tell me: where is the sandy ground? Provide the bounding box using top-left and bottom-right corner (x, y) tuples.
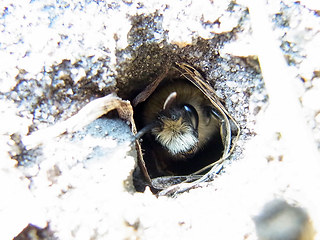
(0, 0), (320, 239)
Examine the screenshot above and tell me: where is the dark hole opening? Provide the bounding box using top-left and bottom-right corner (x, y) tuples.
(133, 68), (224, 188)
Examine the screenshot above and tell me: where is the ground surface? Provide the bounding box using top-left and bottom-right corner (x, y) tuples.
(0, 0), (320, 239)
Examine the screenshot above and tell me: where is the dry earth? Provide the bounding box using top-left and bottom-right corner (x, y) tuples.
(0, 0), (320, 239)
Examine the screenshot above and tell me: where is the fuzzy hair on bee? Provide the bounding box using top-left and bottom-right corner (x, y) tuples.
(139, 80), (220, 160)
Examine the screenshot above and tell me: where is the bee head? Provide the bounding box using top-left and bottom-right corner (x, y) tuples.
(151, 91), (199, 158)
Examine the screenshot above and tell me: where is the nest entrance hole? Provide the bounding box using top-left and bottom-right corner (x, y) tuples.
(131, 66), (224, 182)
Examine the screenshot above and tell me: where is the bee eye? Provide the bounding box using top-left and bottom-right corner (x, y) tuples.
(171, 114), (178, 121)
(183, 104), (199, 129)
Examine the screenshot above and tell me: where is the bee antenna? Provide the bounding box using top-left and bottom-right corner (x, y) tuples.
(134, 122), (158, 140)
(163, 92), (177, 110)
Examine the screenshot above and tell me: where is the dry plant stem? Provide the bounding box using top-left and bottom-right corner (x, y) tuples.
(151, 175), (202, 189)
(247, 0), (320, 161)
(176, 62), (240, 161)
(158, 162), (224, 196)
(22, 93), (135, 149)
(132, 67), (169, 107)
(163, 63), (240, 193)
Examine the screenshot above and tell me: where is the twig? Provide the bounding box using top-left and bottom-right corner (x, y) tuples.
(22, 93), (134, 149)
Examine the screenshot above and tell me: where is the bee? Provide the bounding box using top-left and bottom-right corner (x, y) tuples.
(132, 63), (239, 191)
(136, 79), (220, 173)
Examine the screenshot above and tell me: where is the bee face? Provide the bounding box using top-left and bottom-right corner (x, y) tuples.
(151, 105), (199, 157)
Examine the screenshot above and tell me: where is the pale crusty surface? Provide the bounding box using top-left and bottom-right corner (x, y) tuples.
(1, 0), (320, 239)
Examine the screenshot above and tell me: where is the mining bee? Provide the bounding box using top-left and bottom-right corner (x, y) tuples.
(136, 79), (221, 173)
(133, 63), (240, 193)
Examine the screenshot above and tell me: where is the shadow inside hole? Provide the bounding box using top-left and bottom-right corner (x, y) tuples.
(133, 70), (224, 184)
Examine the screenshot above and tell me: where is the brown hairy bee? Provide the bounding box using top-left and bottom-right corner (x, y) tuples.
(140, 80), (219, 160)
(132, 62), (239, 192)
(135, 79), (224, 177)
